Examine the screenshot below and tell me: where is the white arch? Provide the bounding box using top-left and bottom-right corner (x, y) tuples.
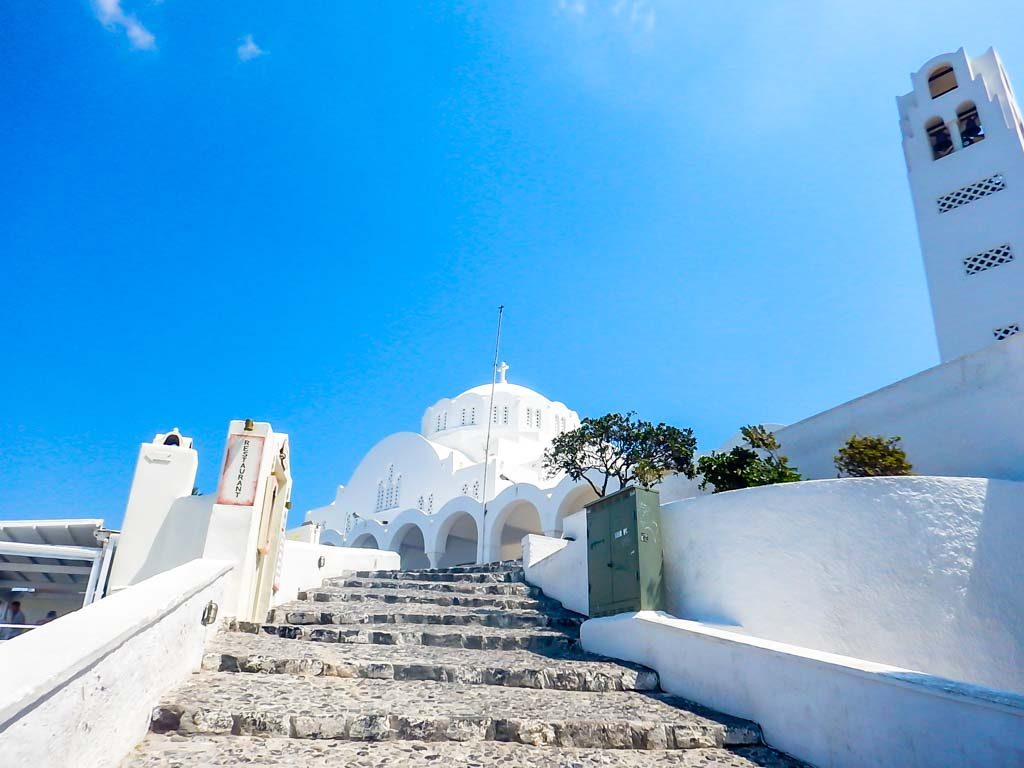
(350, 532), (381, 549)
(379, 509), (434, 552)
(550, 479), (599, 534)
(435, 511), (481, 568)
(344, 518), (388, 550)
(483, 497), (544, 563)
(430, 497), (484, 555)
(387, 523), (431, 570)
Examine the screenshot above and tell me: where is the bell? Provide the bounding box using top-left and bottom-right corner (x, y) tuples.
(961, 114), (983, 141)
(931, 130), (953, 156)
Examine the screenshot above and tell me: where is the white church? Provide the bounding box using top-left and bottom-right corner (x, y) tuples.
(305, 363), (600, 568)
(304, 47), (1024, 570)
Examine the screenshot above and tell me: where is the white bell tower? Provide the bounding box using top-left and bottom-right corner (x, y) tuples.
(897, 48), (1024, 361)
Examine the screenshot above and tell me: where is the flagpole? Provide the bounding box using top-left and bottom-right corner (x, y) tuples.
(479, 305), (503, 563)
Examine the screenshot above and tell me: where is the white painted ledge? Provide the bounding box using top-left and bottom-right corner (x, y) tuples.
(274, 541), (400, 606)
(581, 612), (1024, 768)
(0, 558), (232, 768)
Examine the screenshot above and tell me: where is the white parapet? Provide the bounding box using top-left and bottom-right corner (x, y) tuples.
(274, 540), (400, 606)
(0, 558), (232, 768)
(582, 612), (1024, 768)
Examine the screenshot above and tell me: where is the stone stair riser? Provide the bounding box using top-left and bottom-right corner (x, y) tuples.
(297, 590), (545, 611)
(348, 570), (525, 584)
(154, 707), (759, 750)
(231, 622), (579, 652)
(325, 579), (537, 596)
(202, 653), (659, 692)
(268, 609), (582, 631)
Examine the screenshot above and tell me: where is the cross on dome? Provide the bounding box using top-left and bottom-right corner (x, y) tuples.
(497, 361), (509, 383)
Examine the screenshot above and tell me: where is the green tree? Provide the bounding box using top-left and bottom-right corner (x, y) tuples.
(834, 435), (913, 477)
(542, 412), (697, 497)
(697, 425), (801, 493)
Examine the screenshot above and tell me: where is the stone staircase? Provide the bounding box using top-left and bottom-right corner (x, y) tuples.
(125, 562), (809, 767)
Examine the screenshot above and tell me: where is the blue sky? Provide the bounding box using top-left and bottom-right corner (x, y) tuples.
(2, 1), (1022, 529)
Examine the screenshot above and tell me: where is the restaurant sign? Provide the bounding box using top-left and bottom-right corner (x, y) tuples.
(216, 434), (265, 506)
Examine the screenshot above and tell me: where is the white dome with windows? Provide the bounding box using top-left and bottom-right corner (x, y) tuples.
(305, 363), (591, 568)
(421, 363), (580, 464)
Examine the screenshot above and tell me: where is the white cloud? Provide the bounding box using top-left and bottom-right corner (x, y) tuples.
(237, 34), (267, 62)
(612, 0), (655, 31)
(558, 0), (587, 17)
(93, 0), (155, 50)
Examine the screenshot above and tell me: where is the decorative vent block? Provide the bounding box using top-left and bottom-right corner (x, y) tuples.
(964, 244), (1015, 275)
(993, 323), (1020, 341)
(937, 174), (1006, 213)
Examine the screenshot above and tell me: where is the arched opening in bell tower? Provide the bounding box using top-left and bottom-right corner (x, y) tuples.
(957, 102), (985, 147)
(928, 64), (958, 99)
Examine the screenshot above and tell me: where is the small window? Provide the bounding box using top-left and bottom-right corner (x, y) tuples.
(461, 408), (466, 426)
(957, 102), (985, 147)
(472, 480), (480, 499)
(502, 406), (509, 425)
(526, 408), (533, 428)
(928, 65), (958, 99)
(436, 414), (442, 432)
(926, 117), (954, 160)
(492, 406), (498, 424)
(471, 407), (476, 425)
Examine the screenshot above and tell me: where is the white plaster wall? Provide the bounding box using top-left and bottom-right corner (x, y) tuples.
(274, 541), (399, 607)
(776, 332), (1024, 482)
(582, 612), (1024, 768)
(662, 477), (1024, 691)
(108, 440), (199, 592)
(0, 559), (231, 768)
(523, 509), (588, 615)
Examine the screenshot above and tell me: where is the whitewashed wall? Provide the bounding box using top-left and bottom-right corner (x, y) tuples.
(662, 477), (1024, 692)
(777, 332), (1024, 482)
(582, 612), (1024, 768)
(274, 541), (400, 607)
(0, 559), (231, 768)
(523, 509), (588, 615)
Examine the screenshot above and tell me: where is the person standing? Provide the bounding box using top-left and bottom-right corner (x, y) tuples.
(1, 600), (27, 640)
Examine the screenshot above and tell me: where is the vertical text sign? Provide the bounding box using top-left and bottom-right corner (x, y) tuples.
(216, 434), (265, 506)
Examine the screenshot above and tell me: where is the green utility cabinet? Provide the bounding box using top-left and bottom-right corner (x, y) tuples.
(585, 487), (665, 618)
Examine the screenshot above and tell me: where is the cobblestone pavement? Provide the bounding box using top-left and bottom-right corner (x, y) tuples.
(129, 735), (806, 767)
(125, 562), (812, 767)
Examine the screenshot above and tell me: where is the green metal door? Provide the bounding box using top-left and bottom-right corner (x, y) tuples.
(608, 497), (640, 607)
(586, 503), (614, 611)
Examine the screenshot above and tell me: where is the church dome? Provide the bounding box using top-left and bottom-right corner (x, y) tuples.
(419, 363), (580, 463)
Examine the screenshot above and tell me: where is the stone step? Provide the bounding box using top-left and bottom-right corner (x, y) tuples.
(298, 586), (546, 611)
(267, 601), (582, 631)
(324, 577), (537, 596)
(356, 560), (524, 577)
(229, 620), (580, 652)
(351, 569), (525, 583)
(152, 672), (763, 750)
(128, 734), (809, 767)
(204, 630), (659, 692)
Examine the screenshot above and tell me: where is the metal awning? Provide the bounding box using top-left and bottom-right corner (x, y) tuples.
(0, 519), (107, 594)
